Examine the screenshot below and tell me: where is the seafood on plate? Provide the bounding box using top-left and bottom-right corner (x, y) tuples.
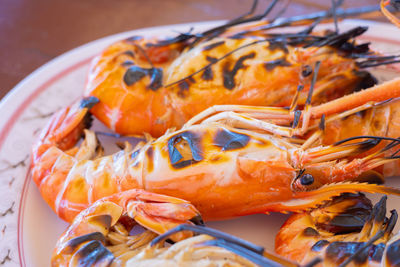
(276, 193), (400, 266)
(31, 77), (400, 223)
(52, 190), (297, 267)
(84, 1), (399, 137)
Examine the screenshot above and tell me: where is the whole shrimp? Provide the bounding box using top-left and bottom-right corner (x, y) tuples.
(275, 193), (400, 266)
(52, 190), (298, 267)
(31, 78), (400, 223)
(84, 1), (392, 137)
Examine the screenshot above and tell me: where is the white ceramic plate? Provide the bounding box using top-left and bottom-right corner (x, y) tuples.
(1, 20), (400, 267)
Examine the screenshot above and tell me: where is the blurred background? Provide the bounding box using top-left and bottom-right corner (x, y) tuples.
(0, 0), (383, 99)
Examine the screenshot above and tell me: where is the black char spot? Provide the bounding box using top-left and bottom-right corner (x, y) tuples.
(223, 52), (255, 90)
(264, 58), (291, 71)
(386, 239), (400, 266)
(168, 131), (203, 169)
(201, 66), (213, 81)
(65, 232), (106, 253)
(206, 56), (218, 63)
(203, 41), (225, 51)
(121, 60), (134, 67)
(146, 147), (154, 160)
(122, 50), (135, 57)
(123, 66), (163, 91)
(214, 129), (250, 151)
(311, 240), (330, 252)
(302, 227), (320, 237)
(76, 240), (114, 267)
(268, 41), (289, 53)
(229, 34), (245, 40)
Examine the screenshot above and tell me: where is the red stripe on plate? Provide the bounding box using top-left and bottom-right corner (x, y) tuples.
(16, 57), (92, 267)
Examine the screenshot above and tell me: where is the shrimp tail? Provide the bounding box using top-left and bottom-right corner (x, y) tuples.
(274, 182), (400, 213)
(36, 96), (99, 151)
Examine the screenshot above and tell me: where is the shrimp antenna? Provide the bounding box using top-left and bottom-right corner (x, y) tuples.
(205, 238), (301, 267)
(150, 0), (279, 47)
(151, 224), (299, 267)
(150, 224), (263, 254)
(333, 135), (400, 146)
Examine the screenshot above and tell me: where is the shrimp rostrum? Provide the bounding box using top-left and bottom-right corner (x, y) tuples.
(276, 193), (400, 267)
(31, 78), (400, 223)
(52, 190), (298, 267)
(84, 0), (398, 137)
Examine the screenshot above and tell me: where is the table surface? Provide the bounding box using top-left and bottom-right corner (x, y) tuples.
(0, 0), (384, 99)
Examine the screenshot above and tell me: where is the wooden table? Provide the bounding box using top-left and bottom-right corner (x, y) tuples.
(0, 0), (383, 99)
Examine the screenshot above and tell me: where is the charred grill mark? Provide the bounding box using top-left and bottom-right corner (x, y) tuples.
(229, 34), (245, 40)
(201, 66), (213, 80)
(168, 131), (203, 169)
(223, 52), (255, 90)
(65, 232), (106, 252)
(264, 58), (291, 71)
(76, 240), (115, 267)
(178, 81), (190, 92)
(311, 240), (329, 252)
(387, 239), (400, 266)
(213, 129), (250, 151)
(203, 41), (225, 51)
(206, 56), (218, 63)
(123, 66), (163, 91)
(302, 227), (320, 237)
(121, 60), (134, 67)
(146, 147), (154, 172)
(122, 50), (135, 57)
(268, 41), (289, 53)
(177, 77), (195, 98)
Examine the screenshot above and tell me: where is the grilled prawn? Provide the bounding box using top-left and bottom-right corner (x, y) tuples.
(276, 193), (400, 266)
(84, 1), (388, 137)
(52, 190), (296, 267)
(31, 79), (400, 223)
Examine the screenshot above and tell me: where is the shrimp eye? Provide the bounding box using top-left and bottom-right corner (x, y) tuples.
(300, 174), (314, 185)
